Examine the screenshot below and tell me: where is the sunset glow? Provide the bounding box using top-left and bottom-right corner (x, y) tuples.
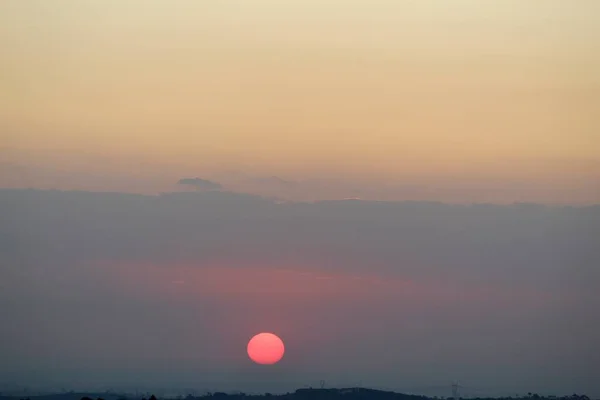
(1, 1), (599, 203)
(0, 1), (598, 396)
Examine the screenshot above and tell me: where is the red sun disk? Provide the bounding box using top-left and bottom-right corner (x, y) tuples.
(247, 332), (285, 365)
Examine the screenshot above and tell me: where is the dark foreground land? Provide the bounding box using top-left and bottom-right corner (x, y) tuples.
(1, 388), (594, 400)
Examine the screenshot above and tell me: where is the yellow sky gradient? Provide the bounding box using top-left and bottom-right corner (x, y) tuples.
(1, 1), (599, 202)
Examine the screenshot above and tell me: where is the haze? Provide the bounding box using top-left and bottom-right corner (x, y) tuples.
(2, 190), (599, 396)
(1, 1), (599, 398)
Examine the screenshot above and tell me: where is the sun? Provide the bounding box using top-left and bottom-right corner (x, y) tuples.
(247, 332), (285, 365)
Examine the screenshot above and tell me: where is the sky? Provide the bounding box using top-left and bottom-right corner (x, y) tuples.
(0, 1), (599, 397)
(1, 190), (599, 396)
(1, 0), (599, 203)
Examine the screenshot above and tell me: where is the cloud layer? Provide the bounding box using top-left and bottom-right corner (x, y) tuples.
(177, 178), (223, 191)
(1, 189), (598, 396)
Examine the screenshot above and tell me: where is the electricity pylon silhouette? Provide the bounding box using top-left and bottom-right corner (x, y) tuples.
(452, 382), (464, 400)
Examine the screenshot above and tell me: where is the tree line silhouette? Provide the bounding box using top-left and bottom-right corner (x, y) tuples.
(14, 388), (588, 400)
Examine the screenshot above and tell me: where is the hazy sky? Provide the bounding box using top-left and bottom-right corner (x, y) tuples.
(2, 4), (599, 396)
(1, 189), (599, 396)
(1, 1), (599, 203)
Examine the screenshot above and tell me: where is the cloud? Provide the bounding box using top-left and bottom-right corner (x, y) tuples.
(254, 176), (297, 187)
(177, 177), (222, 190)
(0, 188), (598, 395)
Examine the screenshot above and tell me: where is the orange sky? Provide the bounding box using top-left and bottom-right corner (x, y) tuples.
(1, 1), (599, 203)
